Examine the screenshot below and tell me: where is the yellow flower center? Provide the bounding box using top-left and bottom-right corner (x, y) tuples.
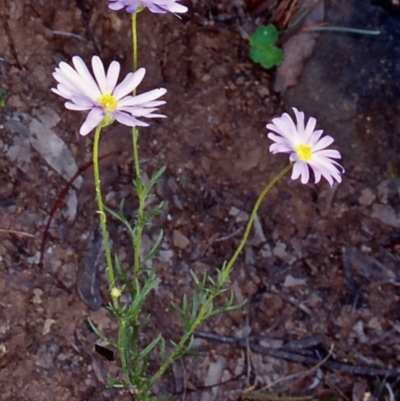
(97, 91), (117, 112)
(295, 143), (313, 161)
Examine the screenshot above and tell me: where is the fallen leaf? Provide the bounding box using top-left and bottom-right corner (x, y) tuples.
(274, 0), (325, 92)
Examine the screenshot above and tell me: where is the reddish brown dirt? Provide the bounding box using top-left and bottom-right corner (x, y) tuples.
(1, 1), (400, 400)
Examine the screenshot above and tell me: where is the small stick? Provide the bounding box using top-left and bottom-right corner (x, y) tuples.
(193, 330), (400, 377)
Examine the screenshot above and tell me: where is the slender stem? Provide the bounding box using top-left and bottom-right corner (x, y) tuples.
(118, 318), (130, 382)
(148, 297), (212, 388)
(132, 12), (138, 73)
(93, 125), (116, 302)
(132, 128), (141, 186)
(149, 162), (294, 388)
(306, 26), (380, 35)
(131, 12), (141, 180)
(133, 193), (146, 271)
(130, 10), (144, 279)
(0, 227), (34, 237)
(130, 10), (145, 371)
(223, 162), (293, 276)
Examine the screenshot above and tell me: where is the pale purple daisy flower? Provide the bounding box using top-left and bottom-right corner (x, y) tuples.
(52, 55), (167, 136)
(107, 0), (188, 15)
(267, 107), (344, 187)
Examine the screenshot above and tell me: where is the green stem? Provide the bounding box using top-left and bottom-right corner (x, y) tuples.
(131, 11), (141, 181)
(148, 162), (293, 389)
(308, 26), (380, 35)
(132, 12), (138, 74)
(130, 10), (144, 363)
(118, 318), (130, 382)
(148, 297), (212, 388)
(132, 154), (146, 283)
(132, 128), (141, 187)
(130, 10), (145, 281)
(93, 125), (116, 306)
(223, 162), (293, 276)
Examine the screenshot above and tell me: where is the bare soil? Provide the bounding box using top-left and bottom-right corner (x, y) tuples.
(1, 1), (400, 400)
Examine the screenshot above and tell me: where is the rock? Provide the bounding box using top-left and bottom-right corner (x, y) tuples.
(358, 188), (376, 207)
(371, 204), (400, 228)
(173, 230), (190, 250)
(283, 274), (307, 287)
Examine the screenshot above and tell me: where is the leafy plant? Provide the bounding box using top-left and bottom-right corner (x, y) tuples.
(0, 88), (6, 107)
(249, 24), (283, 69)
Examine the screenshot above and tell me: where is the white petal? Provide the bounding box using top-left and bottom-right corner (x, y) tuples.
(300, 164), (310, 184)
(113, 111), (150, 127)
(92, 56), (107, 93)
(321, 173), (334, 187)
(146, 4), (167, 13)
(267, 133), (292, 147)
(119, 98), (166, 109)
(69, 95), (95, 108)
(113, 68), (146, 99)
(311, 166), (322, 184)
(120, 88), (167, 107)
(127, 107), (165, 118)
(72, 56), (101, 95)
(292, 107), (305, 138)
(308, 159), (342, 186)
(80, 108), (104, 136)
(53, 72), (82, 96)
(57, 62), (99, 101)
(161, 2), (188, 12)
(273, 113), (298, 142)
(320, 169), (335, 187)
(312, 135), (334, 151)
(144, 0), (188, 13)
(314, 149), (341, 159)
(269, 142), (293, 154)
(106, 61), (120, 92)
(291, 161), (303, 181)
(269, 144), (280, 153)
(51, 87), (70, 100)
(107, 1), (125, 10)
(304, 116), (317, 141)
(65, 102), (92, 111)
(307, 129), (324, 145)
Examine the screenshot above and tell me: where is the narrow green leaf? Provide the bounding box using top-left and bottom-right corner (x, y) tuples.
(87, 317), (118, 348)
(143, 229), (164, 263)
(138, 334), (162, 360)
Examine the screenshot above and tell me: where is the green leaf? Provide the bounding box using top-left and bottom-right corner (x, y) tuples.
(250, 45), (283, 69)
(249, 24), (284, 69)
(87, 317), (117, 348)
(138, 334), (162, 360)
(0, 88), (5, 108)
(142, 229), (164, 264)
(249, 24), (279, 48)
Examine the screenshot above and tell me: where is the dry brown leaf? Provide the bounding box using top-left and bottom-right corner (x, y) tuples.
(274, 0), (325, 92)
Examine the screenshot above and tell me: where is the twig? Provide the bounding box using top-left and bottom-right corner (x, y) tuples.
(386, 382), (395, 401)
(52, 30), (86, 41)
(192, 330), (400, 377)
(0, 227), (34, 238)
(39, 152), (116, 268)
(214, 227), (244, 243)
(259, 344), (334, 391)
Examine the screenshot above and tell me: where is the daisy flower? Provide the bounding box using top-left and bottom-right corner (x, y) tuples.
(107, 0), (188, 15)
(267, 107), (344, 187)
(52, 55), (167, 136)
